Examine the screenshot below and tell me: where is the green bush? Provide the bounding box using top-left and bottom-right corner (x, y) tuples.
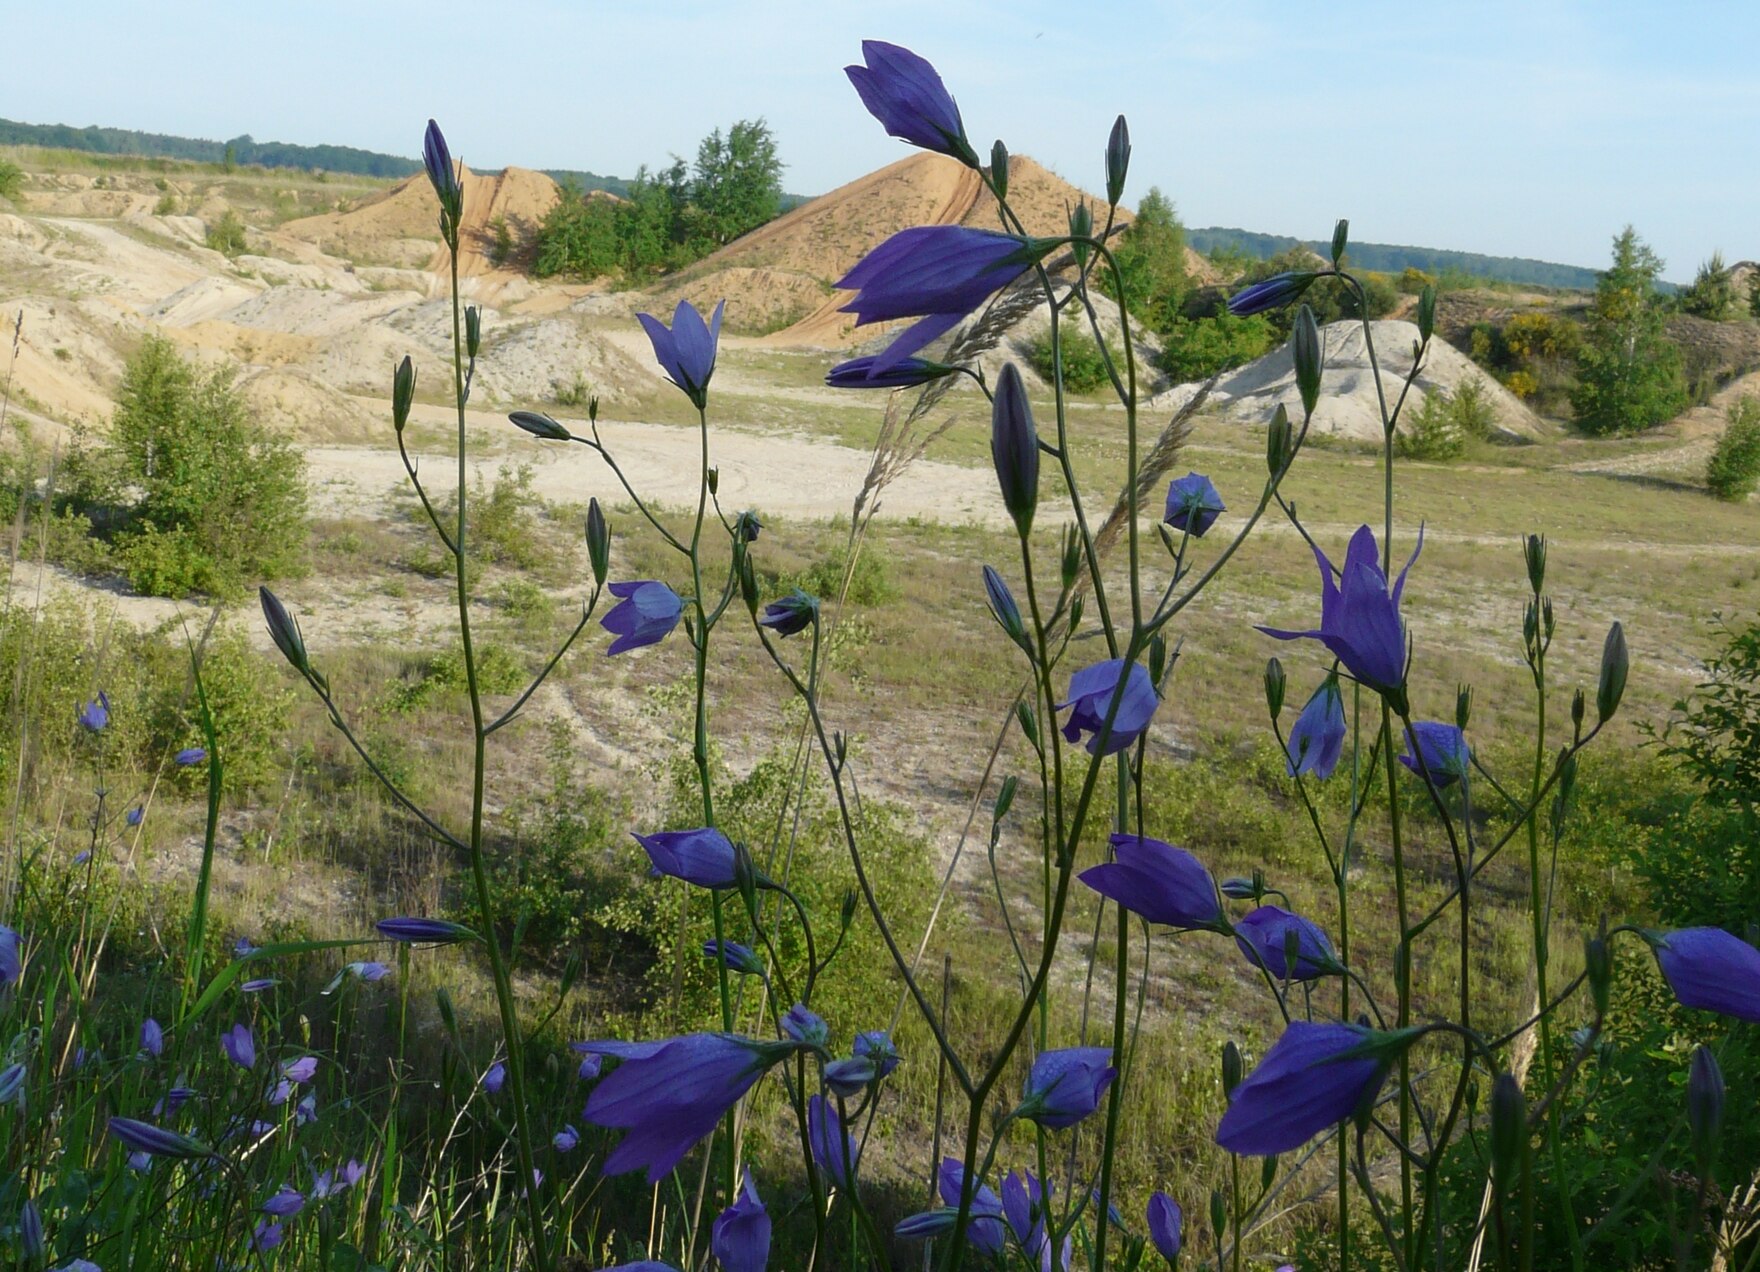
(787, 538), (896, 605)
(1397, 377), (1496, 461)
(1572, 227), (1687, 435)
(62, 335), (308, 597)
(0, 158), (22, 203)
(1157, 312), (1275, 382)
(1707, 397), (1760, 500)
(1025, 328), (1118, 394)
(205, 209), (247, 256)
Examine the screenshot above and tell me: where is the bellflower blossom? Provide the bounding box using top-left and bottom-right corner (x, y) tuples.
(636, 299), (724, 409)
(376, 917), (474, 945)
(1234, 905), (1341, 980)
(936, 1158), (1007, 1256)
(221, 1023), (255, 1070)
(825, 354), (956, 388)
(1228, 271), (1320, 316)
(582, 1032), (791, 1182)
(0, 924), (18, 987)
(1215, 1022), (1394, 1156)
(1286, 675), (1347, 779)
(601, 581), (684, 656)
(1258, 524), (1422, 695)
(1003, 1170), (1071, 1272)
(703, 939), (766, 977)
(844, 40), (978, 166)
(1019, 1047), (1116, 1129)
(552, 1124), (579, 1153)
(1080, 833), (1222, 931)
(632, 827), (741, 889)
(711, 1169), (771, 1272)
(808, 1094), (859, 1187)
(109, 1116), (210, 1160)
(1649, 927), (1760, 1023)
(1058, 660), (1160, 756)
(1400, 721), (1470, 787)
(78, 691), (110, 733)
(836, 226), (1045, 376)
(1147, 1191), (1183, 1262)
(759, 591), (818, 637)
(1164, 473), (1225, 537)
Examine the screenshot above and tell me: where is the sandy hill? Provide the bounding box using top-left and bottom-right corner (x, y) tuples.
(1156, 319), (1547, 443)
(658, 152), (1147, 345)
(283, 165), (560, 284)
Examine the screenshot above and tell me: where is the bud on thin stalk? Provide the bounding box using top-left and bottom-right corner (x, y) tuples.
(1264, 657), (1287, 720)
(1221, 1040), (1243, 1096)
(1524, 534), (1547, 595)
(393, 356), (415, 433)
(991, 364), (1040, 536)
(1687, 1044), (1725, 1172)
(465, 306), (481, 360)
(1069, 203), (1093, 269)
(1597, 622), (1627, 722)
(1330, 218), (1349, 267)
(1292, 306), (1321, 418)
(991, 140), (1010, 201)
(1490, 1071), (1526, 1193)
(1266, 404), (1294, 478)
(1456, 684), (1473, 731)
(994, 774), (1018, 822)
(585, 499), (609, 587)
(1417, 285), (1437, 345)
(1105, 115), (1130, 206)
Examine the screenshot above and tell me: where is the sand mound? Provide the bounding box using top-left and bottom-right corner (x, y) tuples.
(235, 367), (380, 442)
(1156, 319), (1546, 443)
(282, 165), (560, 285)
(0, 298), (130, 425)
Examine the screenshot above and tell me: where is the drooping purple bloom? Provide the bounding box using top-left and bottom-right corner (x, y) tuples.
(1058, 659), (1160, 756)
(601, 581), (684, 656)
(837, 226), (1043, 376)
(1258, 524), (1422, 694)
(126, 805), (144, 827)
(347, 960), (391, 983)
(241, 978), (278, 994)
(261, 1186), (305, 1218)
(174, 748), (206, 766)
(632, 827), (741, 889)
(808, 1094), (859, 1187)
(220, 1023), (255, 1070)
(823, 1056), (877, 1097)
(0, 925), (18, 987)
(295, 1092), (318, 1125)
(140, 1018), (163, 1059)
(1215, 1022), (1392, 1156)
(1228, 271), (1320, 316)
(1286, 675), (1347, 779)
(281, 1056), (318, 1085)
(1002, 1170), (1071, 1272)
(1234, 905), (1340, 980)
(482, 1062), (506, 1095)
(711, 1168), (771, 1272)
(553, 1124), (580, 1153)
(1080, 833), (1222, 931)
(376, 917), (474, 945)
(844, 41), (977, 166)
(1400, 721), (1470, 787)
(108, 1116), (210, 1160)
(1651, 927), (1760, 1023)
(252, 1219), (285, 1252)
(1020, 1047), (1116, 1129)
(233, 937), (258, 957)
(854, 1030), (900, 1078)
(636, 299), (725, 409)
(936, 1158), (1006, 1256)
(152, 1086), (197, 1116)
(760, 591), (818, 637)
(1164, 472), (1225, 537)
(19, 1199), (42, 1260)
(60, 1261), (103, 1272)
(782, 1003), (829, 1047)
(582, 1033), (788, 1182)
(826, 355), (955, 388)
(78, 691), (110, 733)
(1147, 1191), (1183, 1262)
(703, 939), (765, 977)
(0, 1064), (25, 1104)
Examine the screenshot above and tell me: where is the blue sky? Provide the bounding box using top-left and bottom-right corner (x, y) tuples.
(8, 1), (1757, 278)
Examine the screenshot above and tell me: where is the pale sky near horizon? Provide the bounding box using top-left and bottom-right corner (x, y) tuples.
(9, 1), (1758, 280)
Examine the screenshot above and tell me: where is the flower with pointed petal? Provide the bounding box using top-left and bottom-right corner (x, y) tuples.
(1164, 473), (1225, 537)
(1148, 1191), (1183, 1263)
(376, 916), (475, 945)
(1286, 675), (1347, 778)
(1650, 927), (1760, 1023)
(760, 590), (818, 637)
(1080, 834), (1222, 931)
(1234, 905), (1341, 980)
(633, 827), (741, 889)
(637, 300), (724, 408)
(1228, 272), (1320, 316)
(221, 1023), (255, 1070)
(78, 691), (110, 733)
(935, 1158), (1006, 1255)
(1019, 1047), (1115, 1129)
(826, 355), (957, 388)
(808, 1094), (859, 1187)
(844, 41), (977, 166)
(712, 1168), (771, 1272)
(553, 1124), (580, 1153)
(1258, 524), (1422, 695)
(601, 581), (684, 655)
(1400, 721), (1470, 787)
(1215, 1022), (1399, 1156)
(1058, 659), (1160, 757)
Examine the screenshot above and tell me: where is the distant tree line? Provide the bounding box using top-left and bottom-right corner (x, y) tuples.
(0, 117), (423, 177)
(1188, 226), (1605, 291)
(531, 119), (785, 282)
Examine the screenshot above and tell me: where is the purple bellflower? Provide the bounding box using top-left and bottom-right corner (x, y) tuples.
(1650, 927), (1760, 1023)
(482, 1062), (506, 1095)
(703, 939), (766, 977)
(1286, 675), (1347, 778)
(601, 581), (683, 655)
(78, 691), (110, 733)
(836, 226), (1045, 376)
(1058, 659), (1160, 756)
(782, 1003), (829, 1047)
(1003, 1170), (1071, 1272)
(632, 827), (742, 889)
(140, 1017), (163, 1059)
(1258, 524), (1422, 696)
(261, 1186), (305, 1218)
(826, 354), (956, 388)
(936, 1158), (1007, 1256)
(712, 1168), (771, 1272)
(1234, 905), (1341, 980)
(253, 1220), (286, 1252)
(809, 1094), (860, 1187)
(637, 299), (724, 409)
(1215, 1022), (1397, 1156)
(1228, 271), (1320, 316)
(1080, 833), (1222, 931)
(376, 917), (474, 945)
(553, 1124), (580, 1153)
(1400, 721), (1470, 787)
(127, 805), (144, 827)
(1019, 1047), (1116, 1129)
(422, 119), (462, 222)
(109, 1116), (210, 1160)
(845, 41), (978, 166)
(582, 1032), (791, 1182)
(760, 590), (818, 637)
(174, 748), (206, 766)
(1164, 473), (1225, 537)
(0, 924), (18, 987)
(1147, 1191), (1183, 1262)
(221, 1023), (255, 1070)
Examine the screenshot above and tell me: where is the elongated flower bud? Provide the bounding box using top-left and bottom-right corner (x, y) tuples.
(1016, 700), (1040, 749)
(1221, 1040), (1243, 1096)
(1688, 1044), (1725, 1170)
(423, 119), (463, 229)
(982, 565), (1028, 650)
(1330, 219), (1350, 266)
(1105, 116), (1130, 206)
(1597, 622), (1627, 722)
(1523, 534), (1547, 594)
(465, 305), (481, 360)
(991, 364), (1039, 535)
(991, 140), (1009, 201)
(1267, 403), (1294, 477)
(993, 774), (1018, 822)
(1060, 524), (1082, 588)
(585, 499), (609, 587)
(393, 356), (415, 433)
(1490, 1072), (1525, 1193)
(1417, 285), (1436, 344)
(1292, 306), (1321, 417)
(1456, 684), (1473, 731)
(509, 410), (571, 441)
(1264, 657), (1287, 719)
(1069, 202), (1093, 269)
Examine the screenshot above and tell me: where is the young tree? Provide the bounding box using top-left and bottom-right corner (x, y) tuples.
(1571, 226), (1687, 436)
(688, 118), (784, 248)
(1107, 186), (1189, 332)
(1680, 249), (1738, 321)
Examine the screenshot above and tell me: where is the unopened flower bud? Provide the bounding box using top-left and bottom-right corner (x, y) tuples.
(585, 499), (609, 587)
(734, 509), (762, 543)
(587, 395), (599, 423)
(1221, 1041), (1243, 1096)
(1542, 597), (1554, 642)
(1264, 657), (1287, 719)
(1016, 701), (1040, 749)
(1148, 633), (1168, 686)
(1060, 524), (1082, 589)
(707, 467), (719, 497)
(509, 410), (571, 442)
(260, 587), (319, 689)
(1490, 1071), (1525, 1193)
(738, 553), (759, 615)
(422, 119), (462, 229)
(1584, 932), (1611, 1017)
(1105, 115), (1130, 206)
(1417, 285), (1436, 344)
(20, 1198), (42, 1260)
(1070, 202), (1093, 268)
(465, 305), (481, 360)
(1597, 622), (1627, 723)
(994, 774), (1018, 822)
(1220, 876), (1258, 901)
(1209, 1187), (1227, 1239)
(1571, 688), (1586, 731)
(1292, 306), (1321, 417)
(840, 889), (859, 929)
(1524, 534), (1546, 594)
(393, 356), (415, 433)
(991, 140), (1010, 202)
(1267, 403), (1294, 477)
(1330, 219), (1349, 266)
(1687, 1044), (1725, 1170)
(983, 565), (1029, 650)
(1456, 685), (1473, 732)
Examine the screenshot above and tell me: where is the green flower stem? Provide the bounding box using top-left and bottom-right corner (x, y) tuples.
(445, 245), (552, 1272)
